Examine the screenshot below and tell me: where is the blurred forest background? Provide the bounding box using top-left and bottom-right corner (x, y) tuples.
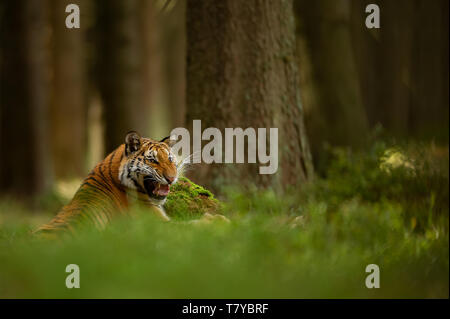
(0, 0), (448, 198)
(0, 0), (448, 299)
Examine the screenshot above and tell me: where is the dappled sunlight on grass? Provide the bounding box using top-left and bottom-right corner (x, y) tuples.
(379, 148), (416, 175)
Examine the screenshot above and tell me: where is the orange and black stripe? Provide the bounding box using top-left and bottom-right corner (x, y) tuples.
(34, 144), (131, 237)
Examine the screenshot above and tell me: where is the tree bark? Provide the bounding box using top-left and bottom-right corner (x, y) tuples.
(185, 0), (313, 193)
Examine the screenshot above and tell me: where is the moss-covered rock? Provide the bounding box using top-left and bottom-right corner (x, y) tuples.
(165, 177), (223, 219)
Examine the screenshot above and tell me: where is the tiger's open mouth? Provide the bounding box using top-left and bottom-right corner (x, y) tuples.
(143, 178), (170, 200)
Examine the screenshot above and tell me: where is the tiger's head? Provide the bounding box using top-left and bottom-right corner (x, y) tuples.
(119, 131), (178, 204)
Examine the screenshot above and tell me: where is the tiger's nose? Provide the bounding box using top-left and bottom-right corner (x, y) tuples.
(165, 175), (175, 185)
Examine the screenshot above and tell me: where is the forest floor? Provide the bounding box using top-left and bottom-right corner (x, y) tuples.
(0, 139), (448, 298)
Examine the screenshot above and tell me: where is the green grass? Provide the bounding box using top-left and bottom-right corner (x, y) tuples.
(0, 140), (448, 298)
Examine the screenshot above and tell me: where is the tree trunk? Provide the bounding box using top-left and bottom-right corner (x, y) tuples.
(160, 0), (186, 129)
(95, 0), (150, 153)
(349, 0), (382, 133)
(375, 0), (414, 137)
(350, 0), (448, 141)
(139, 0), (171, 139)
(409, 0), (449, 142)
(0, 0), (53, 197)
(49, 0), (87, 179)
(295, 0), (369, 162)
(185, 0), (313, 193)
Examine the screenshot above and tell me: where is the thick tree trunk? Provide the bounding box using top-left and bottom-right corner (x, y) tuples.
(49, 0), (87, 179)
(185, 0), (313, 192)
(0, 0), (53, 197)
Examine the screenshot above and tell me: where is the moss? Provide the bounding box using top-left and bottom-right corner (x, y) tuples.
(165, 177), (223, 219)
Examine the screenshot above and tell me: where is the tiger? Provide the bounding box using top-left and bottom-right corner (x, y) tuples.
(34, 131), (224, 238)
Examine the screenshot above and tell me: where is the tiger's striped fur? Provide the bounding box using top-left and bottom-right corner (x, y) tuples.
(34, 132), (179, 238)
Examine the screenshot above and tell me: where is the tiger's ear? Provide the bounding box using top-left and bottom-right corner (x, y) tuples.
(160, 135), (177, 148)
(125, 131), (142, 156)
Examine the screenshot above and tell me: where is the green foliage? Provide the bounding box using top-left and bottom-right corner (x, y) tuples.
(312, 141), (449, 233)
(0, 141), (448, 298)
